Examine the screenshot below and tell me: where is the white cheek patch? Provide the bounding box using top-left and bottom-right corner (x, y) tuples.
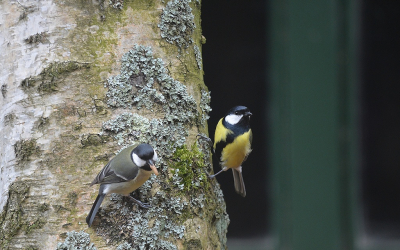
(152, 151), (158, 162)
(132, 152), (146, 167)
(225, 114), (243, 125)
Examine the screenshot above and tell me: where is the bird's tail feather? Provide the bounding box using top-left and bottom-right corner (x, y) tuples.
(86, 194), (105, 227)
(232, 167), (246, 197)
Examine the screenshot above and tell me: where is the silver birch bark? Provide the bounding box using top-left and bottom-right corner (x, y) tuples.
(0, 0), (229, 249)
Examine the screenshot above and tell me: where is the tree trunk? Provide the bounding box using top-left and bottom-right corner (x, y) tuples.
(0, 1), (229, 249)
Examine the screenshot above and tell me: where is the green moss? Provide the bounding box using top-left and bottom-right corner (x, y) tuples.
(14, 139), (41, 163)
(80, 134), (109, 147)
(67, 192), (78, 207)
(3, 113), (15, 127)
(169, 142), (208, 192)
(21, 61), (90, 93)
(74, 123), (83, 131)
(93, 99), (108, 115)
(36, 116), (49, 130)
(24, 32), (47, 44)
(25, 218), (46, 234)
(184, 239), (202, 250)
(38, 203), (50, 212)
(0, 181), (30, 248)
(26, 246), (39, 250)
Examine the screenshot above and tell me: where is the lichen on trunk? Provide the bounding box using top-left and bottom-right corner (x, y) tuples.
(0, 0), (229, 249)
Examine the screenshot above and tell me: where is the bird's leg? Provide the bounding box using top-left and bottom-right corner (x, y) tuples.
(127, 195), (151, 209)
(208, 167), (228, 179)
(196, 133), (213, 148)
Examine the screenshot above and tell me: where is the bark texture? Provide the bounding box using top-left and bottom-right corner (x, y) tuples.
(0, 0), (229, 249)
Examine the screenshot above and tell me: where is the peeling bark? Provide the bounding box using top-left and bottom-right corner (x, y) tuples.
(0, 0), (228, 249)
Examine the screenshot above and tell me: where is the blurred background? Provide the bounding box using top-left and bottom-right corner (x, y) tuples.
(202, 0), (400, 249)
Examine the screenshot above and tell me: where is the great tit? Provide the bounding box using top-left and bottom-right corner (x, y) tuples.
(210, 106), (252, 197)
(86, 143), (159, 227)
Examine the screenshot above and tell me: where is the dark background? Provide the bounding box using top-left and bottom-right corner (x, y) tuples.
(201, 0), (269, 239)
(361, 0), (400, 238)
(201, 0), (400, 242)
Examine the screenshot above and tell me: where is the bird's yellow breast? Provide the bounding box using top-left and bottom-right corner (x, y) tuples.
(220, 130), (252, 169)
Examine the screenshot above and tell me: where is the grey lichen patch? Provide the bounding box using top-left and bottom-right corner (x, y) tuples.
(56, 231), (97, 250)
(105, 45), (198, 125)
(211, 184), (230, 248)
(96, 120), (228, 249)
(0, 181), (30, 248)
(199, 89), (211, 127)
(194, 45), (202, 70)
(103, 112), (187, 156)
(14, 139), (41, 163)
(116, 242), (132, 250)
(21, 61), (90, 93)
(97, 42), (227, 248)
(109, 0), (124, 10)
(197, 137), (230, 248)
(96, 189), (187, 248)
(158, 0), (196, 48)
(24, 32), (48, 44)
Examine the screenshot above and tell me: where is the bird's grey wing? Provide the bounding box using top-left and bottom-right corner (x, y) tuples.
(90, 145), (139, 185)
(110, 146), (139, 180)
(90, 160), (127, 185)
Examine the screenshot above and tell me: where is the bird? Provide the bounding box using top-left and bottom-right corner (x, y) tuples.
(86, 143), (159, 227)
(210, 106), (252, 197)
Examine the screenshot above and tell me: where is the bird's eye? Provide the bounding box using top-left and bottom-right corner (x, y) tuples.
(235, 111), (239, 115)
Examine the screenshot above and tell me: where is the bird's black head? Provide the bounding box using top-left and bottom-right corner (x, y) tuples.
(132, 143), (158, 175)
(224, 106), (252, 126)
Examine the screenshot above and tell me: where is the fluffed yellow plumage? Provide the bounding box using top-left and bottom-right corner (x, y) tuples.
(220, 130), (252, 168)
(208, 106), (253, 197)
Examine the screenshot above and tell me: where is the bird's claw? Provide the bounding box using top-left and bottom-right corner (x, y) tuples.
(207, 173), (216, 179)
(138, 202), (151, 209)
(128, 196), (151, 209)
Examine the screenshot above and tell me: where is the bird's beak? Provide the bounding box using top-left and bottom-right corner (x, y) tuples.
(148, 160), (158, 175)
(245, 111), (252, 117)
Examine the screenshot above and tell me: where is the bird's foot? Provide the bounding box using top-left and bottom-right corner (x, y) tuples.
(207, 173), (216, 179)
(196, 133), (213, 148)
(127, 196), (151, 209)
(207, 167), (226, 179)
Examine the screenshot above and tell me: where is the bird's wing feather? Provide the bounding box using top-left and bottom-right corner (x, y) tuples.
(90, 145), (139, 185)
(213, 118), (236, 167)
(243, 129), (253, 162)
(110, 145), (139, 180)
